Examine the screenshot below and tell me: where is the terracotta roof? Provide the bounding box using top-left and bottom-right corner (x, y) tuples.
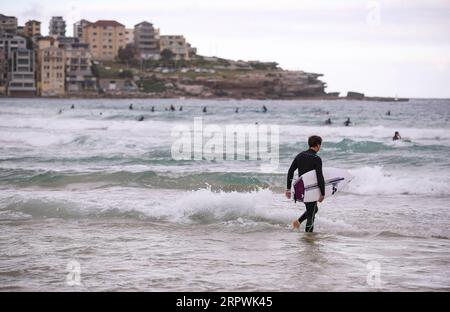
(89, 20), (125, 27)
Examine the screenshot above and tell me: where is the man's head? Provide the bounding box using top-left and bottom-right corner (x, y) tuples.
(308, 135), (322, 152)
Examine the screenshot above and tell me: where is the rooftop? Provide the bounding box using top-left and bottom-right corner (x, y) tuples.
(89, 20), (125, 28)
(0, 14), (17, 19)
(135, 21), (154, 28)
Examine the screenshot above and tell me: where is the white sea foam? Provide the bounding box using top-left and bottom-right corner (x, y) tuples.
(347, 166), (450, 195)
(281, 125), (450, 143)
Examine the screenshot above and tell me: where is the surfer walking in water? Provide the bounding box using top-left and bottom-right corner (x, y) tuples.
(286, 136), (325, 233)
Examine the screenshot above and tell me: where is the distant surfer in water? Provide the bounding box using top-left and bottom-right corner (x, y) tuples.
(262, 105), (268, 113)
(344, 118), (352, 127)
(203, 107), (207, 113)
(286, 136), (325, 233)
(325, 118), (332, 125)
(129, 104), (133, 110)
(393, 131), (402, 141)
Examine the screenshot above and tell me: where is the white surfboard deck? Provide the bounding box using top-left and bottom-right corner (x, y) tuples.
(292, 167), (354, 203)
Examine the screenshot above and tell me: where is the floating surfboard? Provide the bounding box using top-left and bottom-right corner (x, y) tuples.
(292, 168), (354, 203)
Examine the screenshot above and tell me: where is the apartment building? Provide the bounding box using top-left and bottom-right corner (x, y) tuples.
(73, 19), (91, 40)
(159, 35), (191, 61)
(134, 21), (160, 60)
(65, 42), (97, 94)
(187, 43), (197, 59)
(82, 20), (125, 61)
(124, 28), (134, 45)
(0, 48), (6, 94)
(25, 20), (41, 37)
(37, 37), (65, 96)
(0, 35), (27, 95)
(0, 35), (26, 58)
(8, 48), (36, 96)
(0, 14), (18, 36)
(49, 17), (66, 37)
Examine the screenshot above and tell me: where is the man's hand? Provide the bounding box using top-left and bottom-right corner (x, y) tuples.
(285, 190), (292, 200)
(318, 195), (325, 203)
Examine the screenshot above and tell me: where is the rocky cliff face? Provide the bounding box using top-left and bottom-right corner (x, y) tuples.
(158, 70), (327, 99)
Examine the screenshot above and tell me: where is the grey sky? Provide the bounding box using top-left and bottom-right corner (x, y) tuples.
(3, 0), (450, 98)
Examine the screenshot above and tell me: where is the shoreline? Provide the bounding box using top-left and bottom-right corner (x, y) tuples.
(0, 95), (413, 102)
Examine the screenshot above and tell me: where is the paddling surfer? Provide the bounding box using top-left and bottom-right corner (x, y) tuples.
(286, 136), (325, 233)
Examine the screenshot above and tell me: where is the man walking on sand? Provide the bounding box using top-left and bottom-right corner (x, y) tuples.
(285, 136), (325, 233)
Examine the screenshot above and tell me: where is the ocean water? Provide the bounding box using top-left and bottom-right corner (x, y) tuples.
(0, 98), (449, 291)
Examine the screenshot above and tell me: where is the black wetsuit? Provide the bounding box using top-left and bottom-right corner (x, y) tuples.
(287, 149), (325, 232)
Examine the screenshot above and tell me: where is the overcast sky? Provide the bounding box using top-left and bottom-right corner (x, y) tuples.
(3, 0), (450, 98)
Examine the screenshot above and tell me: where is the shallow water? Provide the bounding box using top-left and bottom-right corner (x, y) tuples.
(0, 98), (449, 291)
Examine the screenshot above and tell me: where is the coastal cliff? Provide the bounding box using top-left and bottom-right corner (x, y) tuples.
(93, 56), (330, 99)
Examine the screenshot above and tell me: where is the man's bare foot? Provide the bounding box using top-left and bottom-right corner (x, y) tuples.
(292, 220), (301, 230)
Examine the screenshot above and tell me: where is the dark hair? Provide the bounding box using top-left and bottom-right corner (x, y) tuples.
(308, 136), (323, 148)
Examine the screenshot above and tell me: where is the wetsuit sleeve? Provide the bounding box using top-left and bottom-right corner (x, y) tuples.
(287, 157), (298, 190)
(316, 158), (325, 196)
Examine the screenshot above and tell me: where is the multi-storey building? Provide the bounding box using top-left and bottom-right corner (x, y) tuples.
(37, 37), (65, 96)
(25, 20), (41, 37)
(134, 22), (160, 60)
(8, 48), (36, 96)
(187, 43), (197, 59)
(0, 14), (18, 36)
(0, 35), (26, 57)
(73, 19), (90, 40)
(17, 26), (25, 35)
(0, 35), (26, 95)
(159, 35), (191, 61)
(65, 42), (97, 94)
(49, 16), (66, 37)
(0, 47), (6, 94)
(124, 28), (134, 45)
(82, 20), (125, 61)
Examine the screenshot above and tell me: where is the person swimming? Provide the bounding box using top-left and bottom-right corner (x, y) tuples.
(393, 131), (402, 141)
(344, 118), (352, 127)
(325, 118), (332, 125)
(137, 116), (145, 122)
(58, 109), (63, 115)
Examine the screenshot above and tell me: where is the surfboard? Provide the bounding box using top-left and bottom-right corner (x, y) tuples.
(292, 168), (354, 203)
